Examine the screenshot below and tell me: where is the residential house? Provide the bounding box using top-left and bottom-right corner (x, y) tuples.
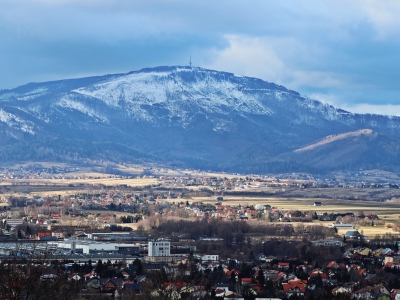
(85, 276), (101, 290)
(282, 279), (306, 298)
(100, 278), (123, 292)
(332, 286), (350, 296)
(278, 262), (290, 270)
(52, 230), (64, 239)
(353, 286), (373, 299)
(256, 253), (266, 261)
(372, 283), (391, 298)
(122, 281), (142, 294)
(391, 289), (400, 300)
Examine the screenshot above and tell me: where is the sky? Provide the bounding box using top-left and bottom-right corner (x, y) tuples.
(1, 0), (400, 115)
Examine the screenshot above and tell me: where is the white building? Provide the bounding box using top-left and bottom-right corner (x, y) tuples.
(48, 240), (139, 255)
(52, 230), (65, 239)
(3, 219), (23, 227)
(331, 223), (355, 230)
(148, 241), (170, 257)
(201, 254), (219, 262)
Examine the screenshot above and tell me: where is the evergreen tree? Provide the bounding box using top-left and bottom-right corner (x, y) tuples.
(249, 250), (255, 261)
(257, 267), (265, 286)
(95, 259), (103, 274)
(132, 258), (143, 275)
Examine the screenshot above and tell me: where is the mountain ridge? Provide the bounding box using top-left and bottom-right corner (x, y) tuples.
(0, 65), (399, 174)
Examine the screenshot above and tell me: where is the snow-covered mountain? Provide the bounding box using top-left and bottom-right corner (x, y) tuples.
(1, 66), (400, 173)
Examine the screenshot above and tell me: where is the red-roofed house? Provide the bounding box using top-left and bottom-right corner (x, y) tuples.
(357, 268), (367, 277)
(332, 286), (350, 296)
(278, 262), (290, 270)
(274, 272), (287, 282)
(282, 280), (306, 297)
(241, 278), (252, 285)
(391, 288), (400, 300)
(214, 288), (226, 297)
(326, 261), (339, 269)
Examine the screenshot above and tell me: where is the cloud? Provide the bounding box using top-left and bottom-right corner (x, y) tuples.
(308, 93), (342, 106)
(204, 35), (350, 91)
(204, 35), (286, 85)
(341, 103), (400, 117)
(356, 0), (400, 40)
(307, 91), (400, 117)
(1, 0), (400, 111)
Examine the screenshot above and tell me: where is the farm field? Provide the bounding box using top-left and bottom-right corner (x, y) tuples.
(193, 196), (400, 214)
(190, 196), (400, 238)
(2, 163), (400, 238)
(0, 177), (159, 187)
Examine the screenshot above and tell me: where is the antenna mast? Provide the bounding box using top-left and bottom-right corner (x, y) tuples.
(190, 56), (192, 68)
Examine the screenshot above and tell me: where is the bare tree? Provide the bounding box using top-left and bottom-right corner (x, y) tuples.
(0, 243), (82, 300)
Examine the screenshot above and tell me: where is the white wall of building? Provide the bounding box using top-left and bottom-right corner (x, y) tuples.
(48, 240), (138, 254)
(148, 241), (170, 257)
(202, 254), (219, 262)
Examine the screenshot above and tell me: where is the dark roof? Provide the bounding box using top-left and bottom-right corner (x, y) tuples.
(344, 231), (362, 236)
(123, 283), (141, 290)
(100, 278), (123, 287)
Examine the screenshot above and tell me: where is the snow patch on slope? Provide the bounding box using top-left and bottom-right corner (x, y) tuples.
(0, 109), (35, 134)
(16, 87), (49, 101)
(0, 87), (50, 102)
(57, 96), (108, 122)
(73, 69), (273, 123)
(74, 72), (170, 107)
(300, 97), (356, 125)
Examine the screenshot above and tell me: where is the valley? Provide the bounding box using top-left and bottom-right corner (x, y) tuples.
(1, 161), (400, 240)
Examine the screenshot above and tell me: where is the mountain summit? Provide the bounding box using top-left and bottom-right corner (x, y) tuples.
(1, 66), (400, 173)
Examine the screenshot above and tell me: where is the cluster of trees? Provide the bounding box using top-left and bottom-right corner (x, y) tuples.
(0, 254), (82, 299)
(0, 138), (153, 165)
(153, 219), (335, 241)
(119, 215), (141, 223)
(154, 219), (252, 240)
(150, 219), (336, 260)
(107, 225), (133, 232)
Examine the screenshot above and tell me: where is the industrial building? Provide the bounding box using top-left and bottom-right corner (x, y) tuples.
(85, 232), (147, 241)
(48, 240), (140, 255)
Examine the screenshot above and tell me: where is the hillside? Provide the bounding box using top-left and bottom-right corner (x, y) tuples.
(281, 130), (400, 172)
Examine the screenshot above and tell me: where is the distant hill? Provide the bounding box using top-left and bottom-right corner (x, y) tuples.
(1, 66), (400, 174)
(281, 129), (400, 172)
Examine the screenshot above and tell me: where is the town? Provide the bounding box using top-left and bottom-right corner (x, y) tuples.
(0, 164), (400, 299)
(4, 0), (400, 299)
